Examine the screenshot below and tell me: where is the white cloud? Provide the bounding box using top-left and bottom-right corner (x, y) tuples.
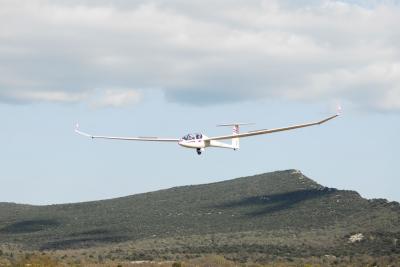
(0, 89), (87, 104)
(90, 89), (142, 108)
(0, 88), (142, 108)
(12, 90), (86, 103)
(0, 0), (399, 111)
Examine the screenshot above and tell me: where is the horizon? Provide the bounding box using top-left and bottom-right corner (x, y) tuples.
(0, 168), (397, 206)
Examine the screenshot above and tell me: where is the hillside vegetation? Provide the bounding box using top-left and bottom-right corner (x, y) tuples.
(0, 170), (399, 264)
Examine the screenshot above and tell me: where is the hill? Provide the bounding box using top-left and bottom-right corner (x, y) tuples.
(0, 170), (399, 264)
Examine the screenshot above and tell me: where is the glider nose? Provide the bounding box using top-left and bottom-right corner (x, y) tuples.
(178, 139), (187, 147)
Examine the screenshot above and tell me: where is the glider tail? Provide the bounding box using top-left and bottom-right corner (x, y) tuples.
(217, 122), (254, 150)
(232, 125), (240, 150)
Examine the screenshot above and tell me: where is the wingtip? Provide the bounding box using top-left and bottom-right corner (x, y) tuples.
(74, 124), (93, 138)
(336, 105), (342, 116)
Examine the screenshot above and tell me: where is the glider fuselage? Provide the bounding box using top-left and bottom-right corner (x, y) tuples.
(178, 133), (235, 150)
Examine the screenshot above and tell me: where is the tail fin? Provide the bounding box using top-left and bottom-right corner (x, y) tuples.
(232, 125), (240, 150)
(217, 123), (254, 150)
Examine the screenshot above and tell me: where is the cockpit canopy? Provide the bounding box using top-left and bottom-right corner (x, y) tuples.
(182, 133), (203, 140)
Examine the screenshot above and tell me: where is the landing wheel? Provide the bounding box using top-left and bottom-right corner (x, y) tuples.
(196, 148), (202, 155)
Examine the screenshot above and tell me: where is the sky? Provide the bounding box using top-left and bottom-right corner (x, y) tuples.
(0, 0), (399, 205)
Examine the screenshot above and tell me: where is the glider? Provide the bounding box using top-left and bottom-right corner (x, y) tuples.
(75, 111), (340, 155)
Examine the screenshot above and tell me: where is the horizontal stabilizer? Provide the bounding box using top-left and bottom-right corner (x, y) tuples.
(217, 123), (254, 127)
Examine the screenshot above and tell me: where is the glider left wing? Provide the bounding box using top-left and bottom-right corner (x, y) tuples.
(205, 113), (339, 141)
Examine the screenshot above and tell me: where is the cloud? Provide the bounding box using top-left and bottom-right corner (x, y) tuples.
(90, 89), (142, 108)
(0, 88), (141, 108)
(0, 89), (87, 105)
(0, 0), (399, 111)
(3, 90), (86, 103)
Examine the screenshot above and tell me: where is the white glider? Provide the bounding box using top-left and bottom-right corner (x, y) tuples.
(75, 111), (339, 155)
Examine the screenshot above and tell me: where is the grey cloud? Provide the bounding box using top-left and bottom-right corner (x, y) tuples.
(0, 0), (399, 110)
